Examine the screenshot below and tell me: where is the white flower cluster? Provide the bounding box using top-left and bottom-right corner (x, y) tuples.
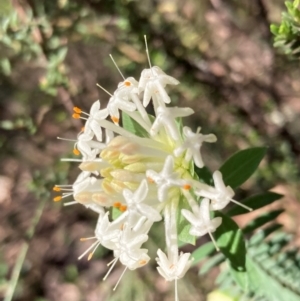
(54, 55), (251, 299)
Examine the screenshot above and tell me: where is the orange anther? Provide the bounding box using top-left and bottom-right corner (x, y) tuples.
(113, 202), (121, 208)
(183, 184), (191, 190)
(139, 260), (147, 265)
(119, 205), (127, 212)
(53, 186), (61, 192)
(88, 252), (93, 261)
(72, 113), (81, 119)
(111, 116), (119, 124)
(53, 196), (62, 202)
(81, 126), (85, 132)
(80, 238), (87, 241)
(73, 148), (80, 156)
(73, 107), (82, 113)
(124, 81), (131, 87)
(147, 177), (154, 183)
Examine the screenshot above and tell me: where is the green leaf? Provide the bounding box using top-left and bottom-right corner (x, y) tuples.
(177, 196), (196, 245)
(228, 192), (283, 216)
(121, 112), (149, 137)
(191, 241), (215, 266)
(214, 212), (246, 271)
(243, 209), (284, 234)
(194, 165), (213, 185)
(219, 147), (267, 189)
(245, 255), (300, 301)
(230, 264), (249, 292)
(248, 223), (282, 246)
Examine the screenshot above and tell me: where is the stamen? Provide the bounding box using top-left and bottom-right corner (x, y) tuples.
(147, 177), (154, 183)
(61, 158), (83, 162)
(72, 113), (81, 119)
(119, 205), (127, 212)
(208, 231), (219, 252)
(80, 237), (96, 241)
(96, 83), (113, 97)
(124, 81), (131, 87)
(73, 107), (82, 113)
(113, 202), (121, 208)
(109, 54), (125, 80)
(63, 201), (77, 206)
(144, 35), (154, 75)
(73, 148), (80, 156)
(88, 241), (102, 260)
(103, 258), (118, 281)
(113, 267), (128, 291)
(183, 184), (191, 190)
(53, 186), (61, 192)
(78, 240), (99, 260)
(111, 116), (119, 124)
(230, 199), (253, 212)
(139, 259), (147, 266)
(53, 196), (62, 202)
(57, 137), (76, 142)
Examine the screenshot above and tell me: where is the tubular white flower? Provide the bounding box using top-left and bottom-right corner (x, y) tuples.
(123, 179), (162, 222)
(150, 106), (194, 141)
(83, 100), (109, 141)
(138, 66), (179, 107)
(174, 126), (217, 168)
(115, 77), (151, 125)
(146, 156), (187, 202)
(196, 170), (252, 212)
(181, 198), (222, 246)
(107, 94), (136, 125)
(156, 249), (192, 281)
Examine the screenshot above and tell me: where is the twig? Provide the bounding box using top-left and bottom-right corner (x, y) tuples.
(4, 197), (47, 301)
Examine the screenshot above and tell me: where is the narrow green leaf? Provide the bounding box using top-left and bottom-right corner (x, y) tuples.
(228, 192), (283, 216)
(219, 147), (267, 189)
(243, 209), (284, 234)
(121, 112), (149, 137)
(191, 241), (215, 266)
(214, 212), (246, 271)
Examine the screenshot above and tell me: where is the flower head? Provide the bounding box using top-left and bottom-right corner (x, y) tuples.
(53, 52), (244, 298)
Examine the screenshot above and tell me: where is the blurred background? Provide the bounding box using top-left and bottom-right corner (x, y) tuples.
(0, 0), (300, 300)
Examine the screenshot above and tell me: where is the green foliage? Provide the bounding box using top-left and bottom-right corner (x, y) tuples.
(193, 146), (300, 300)
(219, 147), (267, 189)
(271, 0), (300, 58)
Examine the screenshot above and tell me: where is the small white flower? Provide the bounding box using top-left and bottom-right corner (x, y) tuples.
(181, 198), (222, 238)
(84, 100), (109, 141)
(138, 66), (179, 107)
(174, 126), (217, 168)
(150, 106), (194, 140)
(123, 179), (162, 222)
(156, 249), (192, 281)
(196, 171), (235, 210)
(107, 93), (136, 125)
(78, 212), (121, 260)
(113, 223), (150, 269)
(146, 156), (186, 202)
(196, 171), (252, 212)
